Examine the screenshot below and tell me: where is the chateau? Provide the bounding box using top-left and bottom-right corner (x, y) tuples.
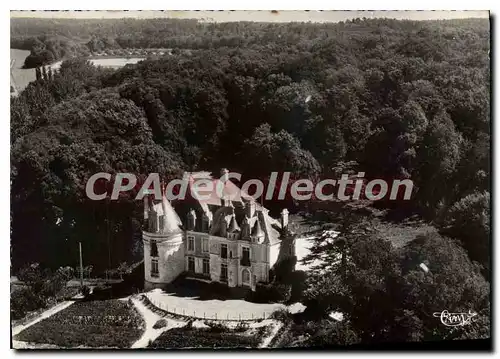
(143, 169), (296, 291)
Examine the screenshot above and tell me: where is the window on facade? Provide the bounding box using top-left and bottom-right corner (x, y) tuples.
(221, 263), (228, 282)
(241, 247), (250, 266)
(148, 212), (157, 233)
(150, 240), (158, 257)
(188, 236), (194, 251)
(242, 269), (250, 284)
(188, 256), (195, 272)
(243, 247), (250, 261)
(151, 258), (159, 277)
(203, 258), (210, 275)
(202, 238), (209, 253)
(221, 244), (228, 259)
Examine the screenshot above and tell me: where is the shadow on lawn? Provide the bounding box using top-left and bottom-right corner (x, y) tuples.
(83, 262), (145, 301)
(160, 277), (248, 301)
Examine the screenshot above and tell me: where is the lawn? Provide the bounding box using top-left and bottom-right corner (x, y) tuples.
(146, 286), (284, 321)
(14, 299), (145, 348)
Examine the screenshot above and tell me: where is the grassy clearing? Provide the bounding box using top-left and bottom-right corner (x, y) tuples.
(15, 299), (145, 348)
(11, 49), (35, 92)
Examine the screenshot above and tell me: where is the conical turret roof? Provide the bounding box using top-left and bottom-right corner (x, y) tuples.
(251, 217), (265, 238)
(161, 192), (183, 233)
(228, 215), (240, 233)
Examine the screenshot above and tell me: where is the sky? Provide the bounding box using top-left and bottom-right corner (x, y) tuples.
(10, 10), (489, 23)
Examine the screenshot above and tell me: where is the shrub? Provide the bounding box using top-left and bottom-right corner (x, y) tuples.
(305, 320), (360, 347)
(275, 284), (292, 303)
(11, 287), (47, 320)
(289, 270), (308, 302)
(80, 285), (90, 297)
(206, 281), (231, 298)
(153, 318), (167, 329)
(205, 321), (227, 333)
(252, 283), (292, 303)
(234, 321), (249, 332)
(41, 274), (65, 297)
(148, 327), (261, 348)
(13, 263), (71, 319)
(270, 308), (293, 323)
(274, 256), (298, 283)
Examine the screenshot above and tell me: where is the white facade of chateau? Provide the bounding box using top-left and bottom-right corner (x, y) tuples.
(143, 169), (295, 290)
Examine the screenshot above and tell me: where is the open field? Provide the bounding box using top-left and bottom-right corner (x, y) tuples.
(10, 48), (149, 93)
(10, 49), (34, 93)
(14, 299), (145, 348)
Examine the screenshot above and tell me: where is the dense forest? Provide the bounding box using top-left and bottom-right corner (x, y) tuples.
(11, 17), (490, 343)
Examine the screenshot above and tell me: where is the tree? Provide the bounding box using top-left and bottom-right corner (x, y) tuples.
(415, 109), (463, 213)
(243, 123), (320, 179)
(303, 221), (490, 343)
(439, 191), (490, 276)
(11, 90), (182, 271)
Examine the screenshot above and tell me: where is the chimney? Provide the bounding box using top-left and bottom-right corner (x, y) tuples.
(143, 196), (149, 221)
(187, 209), (197, 231)
(148, 202), (159, 233)
(245, 201), (256, 218)
(220, 217), (228, 238)
(220, 168), (231, 206)
(160, 182), (167, 232)
(220, 168), (229, 182)
(281, 208), (289, 229)
(241, 216), (250, 239)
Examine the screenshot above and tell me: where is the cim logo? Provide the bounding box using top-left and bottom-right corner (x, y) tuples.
(433, 310), (477, 327)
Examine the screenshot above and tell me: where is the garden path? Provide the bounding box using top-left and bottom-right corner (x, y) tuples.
(130, 296), (185, 348)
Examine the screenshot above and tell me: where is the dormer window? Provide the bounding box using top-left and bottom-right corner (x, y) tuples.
(202, 214), (210, 233)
